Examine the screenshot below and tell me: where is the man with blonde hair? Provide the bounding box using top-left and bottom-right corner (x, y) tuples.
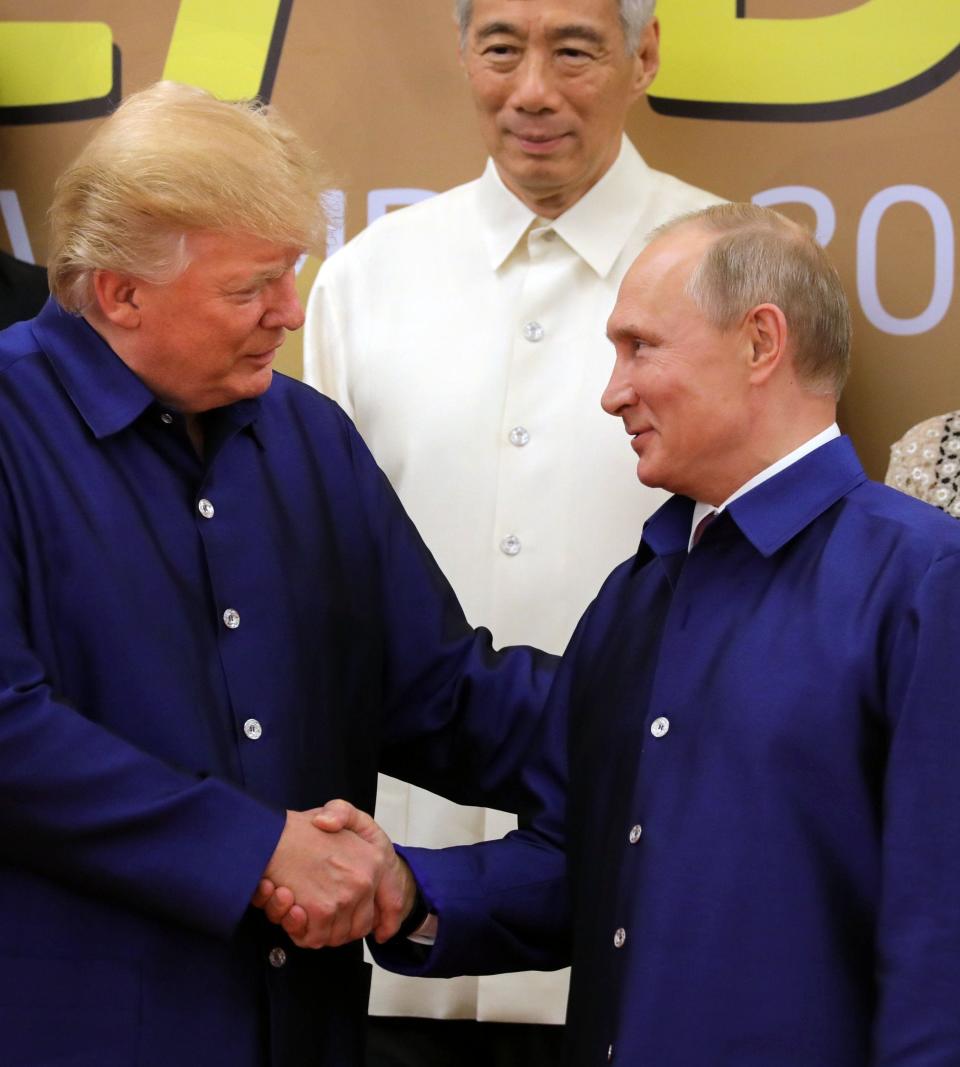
(347, 203), (960, 1064)
(0, 81), (556, 1067)
(304, 1), (720, 1060)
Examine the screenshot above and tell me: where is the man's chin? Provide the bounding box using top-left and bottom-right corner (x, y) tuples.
(249, 366), (274, 395)
(634, 459), (666, 490)
(221, 367), (274, 406)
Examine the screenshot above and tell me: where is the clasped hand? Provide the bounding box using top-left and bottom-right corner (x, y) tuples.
(251, 801), (416, 949)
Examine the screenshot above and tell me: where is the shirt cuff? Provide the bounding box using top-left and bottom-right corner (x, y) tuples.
(408, 912), (438, 946)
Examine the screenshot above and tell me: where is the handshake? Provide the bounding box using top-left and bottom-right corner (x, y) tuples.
(251, 800), (418, 949)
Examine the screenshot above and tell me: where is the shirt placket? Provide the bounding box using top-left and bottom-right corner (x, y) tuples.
(489, 225), (581, 648)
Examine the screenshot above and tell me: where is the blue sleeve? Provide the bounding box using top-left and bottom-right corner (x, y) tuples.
(0, 467), (284, 940)
(872, 548), (960, 1064)
(369, 578), (605, 979)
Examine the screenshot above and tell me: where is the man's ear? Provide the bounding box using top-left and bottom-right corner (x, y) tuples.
(745, 303), (788, 385)
(92, 270), (143, 329)
(631, 18), (661, 99)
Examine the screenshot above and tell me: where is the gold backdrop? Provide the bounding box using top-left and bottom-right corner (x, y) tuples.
(2, 0), (959, 477)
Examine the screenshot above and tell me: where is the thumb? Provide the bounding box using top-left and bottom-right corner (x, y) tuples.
(312, 798), (369, 835)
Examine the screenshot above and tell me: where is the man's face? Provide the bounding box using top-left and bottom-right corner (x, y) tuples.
(602, 227), (755, 505)
(462, 0), (657, 216)
(122, 231), (304, 413)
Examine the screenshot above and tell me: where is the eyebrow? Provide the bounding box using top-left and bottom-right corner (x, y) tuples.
(223, 264), (291, 290)
(606, 317), (630, 341)
(475, 20), (519, 40)
(548, 24), (606, 46)
(607, 318), (656, 343)
(475, 21), (607, 47)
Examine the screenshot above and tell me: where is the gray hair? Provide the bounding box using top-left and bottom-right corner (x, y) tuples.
(656, 203), (852, 399)
(454, 0), (656, 52)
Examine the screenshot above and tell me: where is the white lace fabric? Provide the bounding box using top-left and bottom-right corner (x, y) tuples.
(886, 411), (960, 519)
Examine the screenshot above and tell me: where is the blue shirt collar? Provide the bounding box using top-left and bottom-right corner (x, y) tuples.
(637, 435), (868, 567)
(31, 298), (264, 445)
(32, 299), (155, 439)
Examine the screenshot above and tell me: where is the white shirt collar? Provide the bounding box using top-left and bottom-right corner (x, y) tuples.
(475, 135), (654, 277)
(688, 424), (841, 551)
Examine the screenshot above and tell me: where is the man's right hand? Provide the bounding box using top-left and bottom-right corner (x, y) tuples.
(252, 802), (419, 949)
(312, 799), (418, 943)
(252, 809), (385, 949)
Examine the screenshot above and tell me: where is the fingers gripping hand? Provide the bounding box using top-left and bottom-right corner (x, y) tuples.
(257, 809), (385, 949)
(313, 800), (419, 943)
(252, 878), (309, 942)
(251, 878), (276, 910)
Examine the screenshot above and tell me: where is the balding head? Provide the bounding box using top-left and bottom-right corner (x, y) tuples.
(654, 203), (851, 399)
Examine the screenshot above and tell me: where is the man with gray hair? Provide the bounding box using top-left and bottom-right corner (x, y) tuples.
(356, 203), (960, 1064)
(303, 2), (720, 1059)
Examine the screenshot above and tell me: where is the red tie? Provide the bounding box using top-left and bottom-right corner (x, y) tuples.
(692, 510), (718, 547)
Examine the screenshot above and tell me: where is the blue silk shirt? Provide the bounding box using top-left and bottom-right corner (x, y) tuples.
(0, 301), (554, 1067)
(385, 435), (960, 1067)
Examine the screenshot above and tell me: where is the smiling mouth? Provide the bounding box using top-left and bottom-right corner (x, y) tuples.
(511, 132), (568, 153)
(245, 349), (277, 367)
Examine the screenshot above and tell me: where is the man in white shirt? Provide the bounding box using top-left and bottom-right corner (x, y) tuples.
(303, 1), (720, 1061)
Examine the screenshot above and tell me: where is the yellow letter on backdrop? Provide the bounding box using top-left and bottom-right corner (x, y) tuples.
(0, 0), (290, 124)
(162, 0), (291, 100)
(649, 0), (960, 120)
(0, 22), (116, 122)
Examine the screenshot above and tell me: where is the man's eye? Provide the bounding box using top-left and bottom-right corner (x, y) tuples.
(483, 44), (519, 59)
(558, 48), (591, 61)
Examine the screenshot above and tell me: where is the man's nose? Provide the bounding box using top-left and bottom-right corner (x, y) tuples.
(263, 270), (305, 332)
(600, 363), (634, 416)
(509, 53), (560, 113)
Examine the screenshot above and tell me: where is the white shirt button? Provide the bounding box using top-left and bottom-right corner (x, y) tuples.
(508, 426), (530, 448)
(522, 321), (544, 343)
(243, 718), (263, 740)
(268, 946), (287, 968)
(650, 716), (670, 738)
(628, 824), (642, 844)
(160, 412), (174, 425)
(499, 534), (522, 556)
(198, 498), (215, 519)
(613, 927), (626, 949)
(223, 608), (241, 629)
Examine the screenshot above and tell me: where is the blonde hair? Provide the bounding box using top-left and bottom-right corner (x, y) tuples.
(48, 81), (327, 312)
(656, 203), (852, 398)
